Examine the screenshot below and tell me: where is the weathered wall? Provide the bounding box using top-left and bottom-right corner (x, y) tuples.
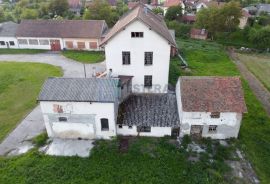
(63, 38), (103, 51)
(40, 101), (117, 139)
(180, 111), (243, 139)
(104, 20), (171, 93)
(116, 125), (172, 137)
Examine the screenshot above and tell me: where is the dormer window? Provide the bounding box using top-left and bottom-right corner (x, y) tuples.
(131, 32), (143, 38)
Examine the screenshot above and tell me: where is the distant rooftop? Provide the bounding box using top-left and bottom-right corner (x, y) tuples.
(0, 21), (18, 37)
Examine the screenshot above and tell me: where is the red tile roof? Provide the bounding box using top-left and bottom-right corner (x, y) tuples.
(182, 14), (196, 22)
(100, 3), (176, 47)
(164, 0), (182, 7)
(180, 76), (247, 113)
(16, 20), (107, 39)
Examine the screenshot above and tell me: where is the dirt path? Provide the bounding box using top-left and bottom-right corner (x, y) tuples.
(229, 49), (270, 116)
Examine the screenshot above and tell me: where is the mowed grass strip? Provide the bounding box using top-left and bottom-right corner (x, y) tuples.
(236, 53), (270, 92)
(0, 49), (46, 54)
(173, 39), (270, 183)
(62, 50), (105, 63)
(0, 62), (62, 141)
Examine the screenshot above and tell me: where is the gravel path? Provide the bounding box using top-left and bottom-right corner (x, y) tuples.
(0, 53), (106, 156)
(229, 49), (270, 116)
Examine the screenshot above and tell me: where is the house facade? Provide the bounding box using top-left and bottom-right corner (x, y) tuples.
(16, 20), (108, 51)
(0, 21), (19, 49)
(100, 4), (177, 93)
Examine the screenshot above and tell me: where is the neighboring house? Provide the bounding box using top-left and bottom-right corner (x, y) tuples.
(163, 0), (185, 15)
(176, 77), (247, 139)
(190, 28), (208, 40)
(256, 4), (270, 15)
(38, 3), (247, 140)
(0, 21), (19, 49)
(68, 0), (83, 15)
(239, 9), (251, 29)
(16, 20), (108, 51)
(195, 0), (225, 12)
(100, 3), (177, 94)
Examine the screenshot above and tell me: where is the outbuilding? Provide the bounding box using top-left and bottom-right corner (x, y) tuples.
(176, 76), (247, 139)
(16, 20), (108, 51)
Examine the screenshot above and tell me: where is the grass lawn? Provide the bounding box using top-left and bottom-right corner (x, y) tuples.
(236, 53), (270, 92)
(62, 50), (105, 63)
(170, 39), (270, 183)
(0, 62), (62, 141)
(0, 137), (236, 184)
(0, 49), (46, 54)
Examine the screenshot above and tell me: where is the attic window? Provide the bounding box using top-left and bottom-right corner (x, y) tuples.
(210, 112), (220, 118)
(131, 32), (144, 38)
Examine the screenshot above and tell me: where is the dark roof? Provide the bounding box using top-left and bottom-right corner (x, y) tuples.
(182, 14), (196, 22)
(118, 75), (133, 86)
(117, 93), (180, 127)
(179, 76), (247, 113)
(100, 3), (177, 47)
(16, 20), (107, 38)
(38, 78), (119, 102)
(0, 21), (18, 37)
(190, 28), (208, 36)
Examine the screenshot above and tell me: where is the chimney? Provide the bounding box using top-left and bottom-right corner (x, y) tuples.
(201, 29), (205, 35)
(144, 7), (148, 15)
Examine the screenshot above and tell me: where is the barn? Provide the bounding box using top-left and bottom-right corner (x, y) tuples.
(16, 20), (108, 51)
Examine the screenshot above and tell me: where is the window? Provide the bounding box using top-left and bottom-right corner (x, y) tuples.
(29, 39), (38, 45)
(9, 41), (15, 46)
(208, 125), (217, 133)
(65, 41), (73, 49)
(53, 104), (63, 113)
(39, 39), (49, 45)
(101, 118), (109, 131)
(77, 42), (85, 49)
(128, 125), (132, 129)
(144, 75), (152, 87)
(131, 32), (144, 38)
(59, 117), (67, 122)
(137, 126), (151, 132)
(18, 39), (28, 45)
(210, 112), (220, 118)
(118, 124), (123, 129)
(122, 51), (130, 65)
(144, 52), (153, 65)
(89, 42), (97, 49)
(0, 41), (5, 45)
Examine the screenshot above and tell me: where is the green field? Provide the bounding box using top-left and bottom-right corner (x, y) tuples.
(171, 39), (270, 183)
(0, 62), (62, 141)
(62, 50), (105, 63)
(236, 53), (270, 92)
(0, 49), (46, 54)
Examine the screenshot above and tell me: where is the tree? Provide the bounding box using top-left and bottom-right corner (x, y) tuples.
(83, 0), (118, 27)
(249, 26), (270, 50)
(152, 7), (164, 15)
(0, 7), (5, 22)
(20, 8), (38, 19)
(165, 6), (182, 21)
(49, 0), (69, 16)
(196, 1), (242, 39)
(116, 0), (128, 17)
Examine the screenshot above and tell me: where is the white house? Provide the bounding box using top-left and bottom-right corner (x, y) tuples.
(0, 21), (19, 49)
(16, 20), (108, 51)
(176, 76), (247, 139)
(100, 3), (177, 94)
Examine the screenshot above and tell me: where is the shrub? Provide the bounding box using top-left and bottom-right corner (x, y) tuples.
(32, 132), (48, 147)
(167, 21), (192, 38)
(181, 135), (191, 149)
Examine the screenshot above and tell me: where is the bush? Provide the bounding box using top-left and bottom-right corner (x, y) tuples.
(167, 21), (192, 38)
(32, 132), (48, 147)
(248, 26), (270, 50)
(181, 135), (191, 149)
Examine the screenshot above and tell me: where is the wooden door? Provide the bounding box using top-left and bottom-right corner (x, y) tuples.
(50, 40), (61, 51)
(190, 125), (203, 139)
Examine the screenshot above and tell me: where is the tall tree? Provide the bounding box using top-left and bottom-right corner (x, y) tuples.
(165, 6), (182, 21)
(48, 0), (69, 16)
(20, 8), (39, 19)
